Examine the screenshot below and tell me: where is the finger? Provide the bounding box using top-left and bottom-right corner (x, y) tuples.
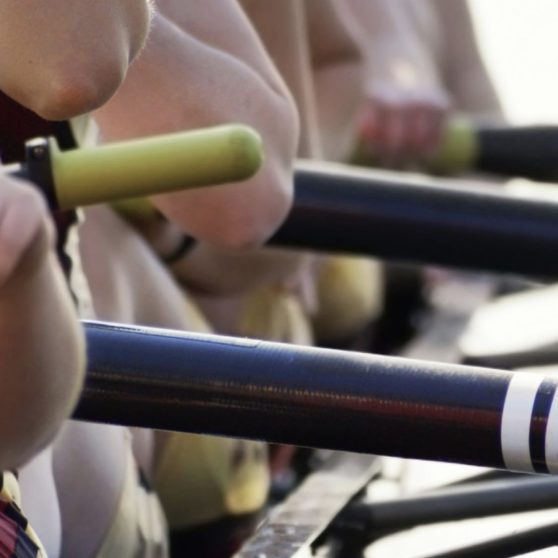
(374, 106), (406, 167)
(357, 105), (381, 157)
(0, 187), (49, 287)
(404, 105), (446, 161)
(423, 110), (446, 155)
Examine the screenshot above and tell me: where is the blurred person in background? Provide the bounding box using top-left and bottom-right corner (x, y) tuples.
(344, 0), (504, 169)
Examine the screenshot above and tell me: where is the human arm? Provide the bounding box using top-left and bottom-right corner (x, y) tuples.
(94, 0), (299, 249)
(240, 0), (322, 159)
(0, 0), (152, 120)
(0, 176), (85, 470)
(432, 0), (504, 121)
(242, 0), (363, 163)
(343, 0), (450, 166)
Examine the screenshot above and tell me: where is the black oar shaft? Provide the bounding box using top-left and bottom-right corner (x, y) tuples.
(419, 521), (558, 558)
(358, 121), (558, 181)
(476, 125), (558, 182)
(75, 321), (558, 474)
(270, 162), (558, 277)
(340, 477), (558, 534)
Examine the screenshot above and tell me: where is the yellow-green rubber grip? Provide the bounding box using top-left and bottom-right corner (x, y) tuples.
(425, 117), (478, 175)
(51, 124), (263, 210)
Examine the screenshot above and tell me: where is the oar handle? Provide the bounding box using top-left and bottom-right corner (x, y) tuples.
(429, 122), (558, 181)
(12, 124), (263, 210)
(354, 119), (558, 181)
(351, 117), (478, 174)
(424, 117), (478, 174)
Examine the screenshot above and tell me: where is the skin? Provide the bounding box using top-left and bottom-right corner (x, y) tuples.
(431, 0), (503, 119)
(0, 3), (155, 556)
(94, 0), (299, 249)
(0, 176), (84, 471)
(241, 0), (363, 163)
(52, 3), (297, 555)
(343, 0), (504, 167)
(172, 0), (364, 300)
(0, 0), (152, 120)
(240, 0), (322, 159)
(343, 0), (450, 166)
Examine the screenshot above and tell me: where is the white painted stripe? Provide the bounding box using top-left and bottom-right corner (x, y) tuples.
(501, 373), (544, 472)
(545, 383), (558, 473)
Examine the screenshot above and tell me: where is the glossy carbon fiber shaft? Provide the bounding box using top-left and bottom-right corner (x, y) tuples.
(270, 160), (558, 277)
(75, 321), (558, 474)
(474, 125), (558, 182)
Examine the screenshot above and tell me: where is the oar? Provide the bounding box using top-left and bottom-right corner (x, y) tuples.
(336, 476), (558, 539)
(75, 320), (558, 476)
(73, 133), (558, 278)
(270, 160), (558, 277)
(354, 118), (558, 181)
(6, 124), (262, 210)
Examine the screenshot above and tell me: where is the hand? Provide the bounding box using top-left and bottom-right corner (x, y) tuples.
(357, 82), (450, 168)
(0, 175), (54, 288)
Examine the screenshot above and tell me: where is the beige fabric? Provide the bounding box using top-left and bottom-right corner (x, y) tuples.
(238, 286), (314, 346)
(312, 256), (384, 342)
(182, 292), (213, 334)
(95, 447), (168, 558)
(155, 435), (268, 531)
(66, 212), (96, 319)
(70, 115), (99, 148)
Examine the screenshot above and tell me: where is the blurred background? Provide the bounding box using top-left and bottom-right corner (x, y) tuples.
(471, 0), (558, 124)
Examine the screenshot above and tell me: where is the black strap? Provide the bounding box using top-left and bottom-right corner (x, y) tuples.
(162, 235), (197, 264)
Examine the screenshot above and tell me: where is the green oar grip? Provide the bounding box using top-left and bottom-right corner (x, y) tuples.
(424, 117), (478, 174)
(51, 124), (263, 210)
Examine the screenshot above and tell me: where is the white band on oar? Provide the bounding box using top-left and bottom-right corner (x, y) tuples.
(501, 373), (544, 472)
(545, 386), (558, 473)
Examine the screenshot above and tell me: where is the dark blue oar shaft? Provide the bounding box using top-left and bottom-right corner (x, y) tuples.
(475, 125), (558, 182)
(270, 161), (558, 277)
(75, 321), (558, 475)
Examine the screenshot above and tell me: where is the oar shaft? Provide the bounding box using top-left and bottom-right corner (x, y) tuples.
(357, 119), (558, 181)
(270, 161), (558, 277)
(75, 321), (558, 475)
(341, 477), (558, 533)
(475, 125), (558, 182)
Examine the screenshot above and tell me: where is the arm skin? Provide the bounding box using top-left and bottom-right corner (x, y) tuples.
(171, 0), (362, 296)
(168, 0), (318, 297)
(241, 0), (364, 164)
(0, 177), (85, 470)
(94, 0), (299, 250)
(343, 0), (450, 165)
(240, 0), (322, 160)
(432, 0), (504, 121)
(0, 0), (152, 120)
